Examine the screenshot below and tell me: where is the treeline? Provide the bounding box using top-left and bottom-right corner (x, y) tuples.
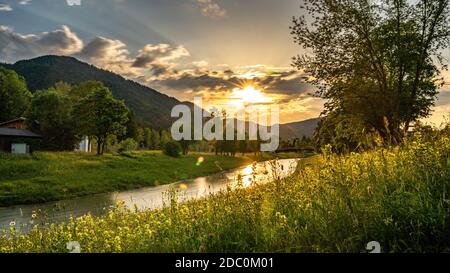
(121, 117), (173, 152)
(0, 67), (175, 155)
(0, 67), (264, 157)
(161, 135), (266, 158)
(278, 136), (313, 150)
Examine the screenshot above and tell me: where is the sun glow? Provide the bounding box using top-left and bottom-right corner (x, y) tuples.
(229, 86), (272, 107)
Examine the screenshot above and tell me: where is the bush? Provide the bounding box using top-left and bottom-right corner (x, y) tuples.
(163, 141), (181, 158)
(119, 138), (138, 151)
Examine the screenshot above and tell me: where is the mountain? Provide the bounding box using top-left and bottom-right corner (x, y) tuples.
(224, 118), (320, 141)
(1, 55), (184, 130)
(278, 118), (320, 140)
(1, 55), (320, 136)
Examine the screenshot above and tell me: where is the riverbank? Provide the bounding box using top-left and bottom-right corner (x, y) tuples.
(1, 136), (448, 253)
(0, 151), (305, 207)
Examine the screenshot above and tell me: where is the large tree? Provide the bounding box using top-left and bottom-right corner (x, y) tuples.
(291, 0), (450, 147)
(0, 67), (32, 122)
(72, 86), (129, 155)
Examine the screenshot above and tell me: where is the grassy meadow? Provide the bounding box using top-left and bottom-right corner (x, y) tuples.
(0, 135), (448, 253)
(0, 151), (271, 206)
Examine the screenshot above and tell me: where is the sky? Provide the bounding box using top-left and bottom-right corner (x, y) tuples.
(0, 0), (449, 125)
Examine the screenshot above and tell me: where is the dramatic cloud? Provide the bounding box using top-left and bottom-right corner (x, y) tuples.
(76, 36), (134, 75)
(131, 44), (190, 79)
(0, 25), (83, 62)
(155, 65), (313, 98)
(259, 71), (313, 95)
(38, 26), (84, 53)
(79, 36), (128, 62)
(195, 0), (226, 19)
(133, 44), (189, 68)
(77, 40), (190, 80)
(0, 4), (12, 11)
(0, 25), (323, 122)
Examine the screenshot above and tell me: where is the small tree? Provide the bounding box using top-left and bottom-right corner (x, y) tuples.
(179, 140), (191, 155)
(160, 130), (172, 147)
(163, 141), (182, 158)
(120, 138), (138, 151)
(0, 67), (32, 122)
(150, 129), (161, 149)
(27, 89), (78, 151)
(142, 128), (154, 149)
(239, 139), (248, 155)
(73, 86), (129, 155)
(122, 111), (140, 142)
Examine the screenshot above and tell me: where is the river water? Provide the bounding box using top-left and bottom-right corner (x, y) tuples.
(0, 158), (299, 231)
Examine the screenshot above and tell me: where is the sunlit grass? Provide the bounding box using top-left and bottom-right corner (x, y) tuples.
(0, 151), (258, 206)
(0, 136), (448, 253)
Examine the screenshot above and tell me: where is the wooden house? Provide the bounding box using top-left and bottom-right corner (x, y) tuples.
(0, 118), (41, 154)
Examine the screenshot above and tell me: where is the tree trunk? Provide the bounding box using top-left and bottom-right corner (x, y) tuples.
(101, 138), (107, 155)
(97, 139), (102, 155)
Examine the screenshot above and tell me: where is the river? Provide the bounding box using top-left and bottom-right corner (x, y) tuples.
(0, 158), (299, 231)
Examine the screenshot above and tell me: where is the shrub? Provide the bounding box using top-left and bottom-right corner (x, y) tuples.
(163, 141), (181, 158)
(119, 138), (137, 151)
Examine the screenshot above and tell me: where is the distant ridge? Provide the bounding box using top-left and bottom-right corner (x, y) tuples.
(1, 55), (320, 136)
(1, 55), (183, 130)
(278, 118), (320, 140)
(225, 118), (320, 141)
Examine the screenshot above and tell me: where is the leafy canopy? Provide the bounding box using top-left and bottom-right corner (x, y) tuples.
(0, 67), (32, 122)
(73, 85), (129, 155)
(26, 89), (78, 151)
(291, 0), (450, 149)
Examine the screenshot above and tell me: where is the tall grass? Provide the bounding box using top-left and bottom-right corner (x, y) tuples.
(0, 135), (448, 253)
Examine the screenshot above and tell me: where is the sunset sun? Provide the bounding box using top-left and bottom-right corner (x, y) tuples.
(229, 85), (272, 107)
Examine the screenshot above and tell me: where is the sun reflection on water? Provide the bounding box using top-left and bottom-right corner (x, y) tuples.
(240, 165), (254, 187)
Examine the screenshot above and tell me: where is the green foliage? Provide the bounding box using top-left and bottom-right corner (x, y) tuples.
(72, 85), (129, 155)
(0, 67), (32, 122)
(141, 128), (153, 149)
(292, 0), (450, 146)
(122, 111), (141, 142)
(314, 114), (380, 153)
(0, 136), (448, 253)
(24, 81), (131, 153)
(26, 89), (78, 151)
(0, 56), (180, 130)
(213, 117), (246, 156)
(151, 129), (162, 149)
(160, 130), (172, 147)
(119, 138), (138, 151)
(69, 81), (105, 102)
(163, 141), (182, 158)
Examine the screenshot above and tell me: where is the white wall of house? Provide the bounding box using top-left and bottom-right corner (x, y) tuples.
(11, 143), (28, 154)
(77, 136), (91, 153)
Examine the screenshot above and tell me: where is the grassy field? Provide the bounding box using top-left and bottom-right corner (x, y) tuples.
(0, 135), (448, 253)
(0, 151), (297, 206)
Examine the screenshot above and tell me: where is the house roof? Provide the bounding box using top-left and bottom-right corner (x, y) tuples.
(0, 117), (27, 127)
(0, 128), (41, 138)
